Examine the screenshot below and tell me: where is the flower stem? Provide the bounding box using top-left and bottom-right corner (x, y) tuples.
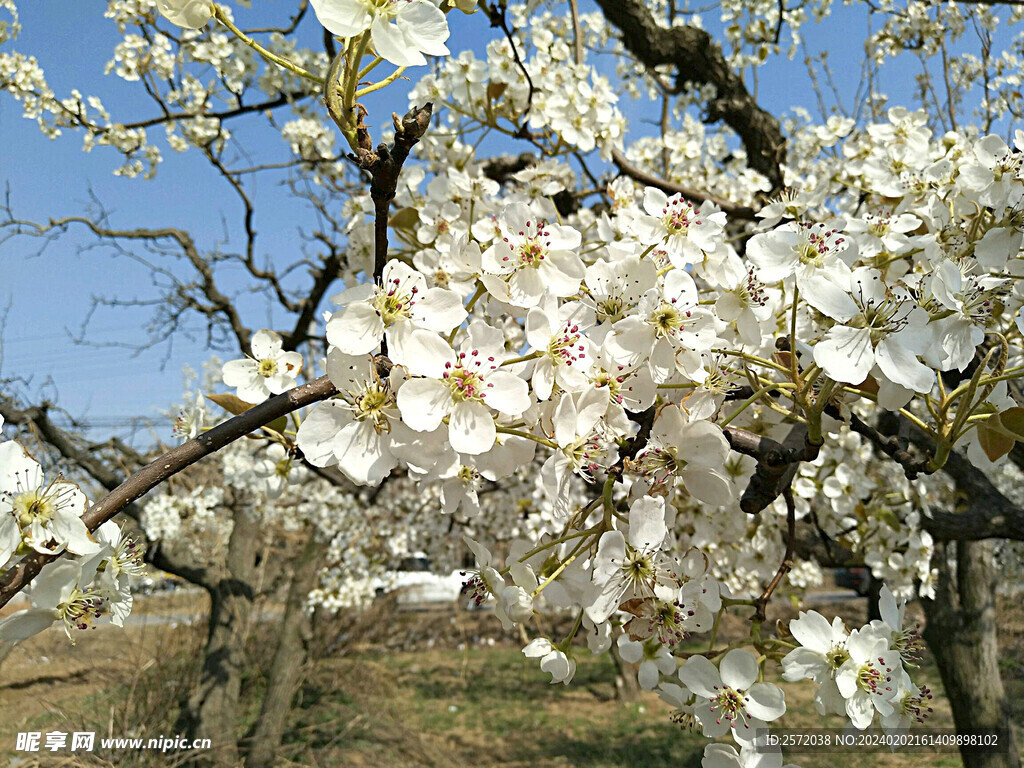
(212, 5), (322, 84)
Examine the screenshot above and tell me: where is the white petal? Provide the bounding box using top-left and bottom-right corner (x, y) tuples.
(449, 400), (496, 455)
(250, 329), (282, 359)
(413, 287), (467, 333)
(788, 610), (836, 653)
(616, 635), (644, 663)
(371, 17), (425, 67)
(506, 268), (547, 308)
(800, 273), (858, 321)
(396, 0), (451, 56)
(637, 660), (661, 690)
(397, 378), (452, 431)
(781, 647), (828, 683)
(310, 0), (371, 36)
(681, 465), (734, 508)
(327, 303), (384, 355)
(875, 337), (933, 393)
(744, 682), (787, 722)
(481, 371), (530, 417)
(719, 649), (759, 691)
(393, 326), (455, 378)
(295, 401), (350, 467)
(221, 359), (257, 390)
(627, 495), (666, 551)
(334, 420), (395, 486)
(326, 349), (372, 391)
(813, 325), (873, 385)
(677, 654), (722, 698)
(0, 609), (58, 644)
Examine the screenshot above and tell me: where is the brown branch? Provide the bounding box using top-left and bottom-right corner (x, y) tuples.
(752, 485), (796, 623)
(0, 399), (127, 493)
(836, 408), (933, 479)
(723, 424), (820, 514)
(0, 376), (339, 609)
(595, 0), (786, 191)
(921, 448), (1024, 541)
(611, 150), (758, 220)
(481, 2), (537, 132)
(351, 104), (434, 284)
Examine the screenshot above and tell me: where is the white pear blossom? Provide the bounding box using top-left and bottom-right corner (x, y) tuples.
(781, 610), (852, 717)
(397, 321), (530, 455)
(310, 0), (451, 67)
(633, 404), (734, 508)
(296, 350), (411, 485)
(522, 637), (576, 684)
(326, 260), (466, 373)
(156, 0), (212, 29)
(0, 560), (105, 645)
(0, 442), (98, 562)
(834, 626), (901, 729)
(585, 495), (669, 624)
(678, 649), (787, 745)
(222, 330), (303, 404)
(812, 268), (932, 392)
(633, 188), (727, 269)
(616, 634), (676, 689)
(481, 202), (585, 308)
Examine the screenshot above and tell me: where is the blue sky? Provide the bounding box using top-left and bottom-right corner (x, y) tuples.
(0, 1), (1014, 442)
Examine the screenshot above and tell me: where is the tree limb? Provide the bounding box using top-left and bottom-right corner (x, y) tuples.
(610, 150), (758, 220)
(594, 0), (786, 191)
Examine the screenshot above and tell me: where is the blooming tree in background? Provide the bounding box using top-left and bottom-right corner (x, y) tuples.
(2, 0), (1024, 766)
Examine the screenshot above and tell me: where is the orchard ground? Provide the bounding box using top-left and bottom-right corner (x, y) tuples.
(1, 581), (1021, 768)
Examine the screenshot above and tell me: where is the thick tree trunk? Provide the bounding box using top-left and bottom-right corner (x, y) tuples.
(188, 493), (260, 767)
(245, 534), (330, 768)
(922, 540), (1021, 768)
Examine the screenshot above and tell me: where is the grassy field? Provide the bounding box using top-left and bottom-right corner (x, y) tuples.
(0, 590), (1020, 767)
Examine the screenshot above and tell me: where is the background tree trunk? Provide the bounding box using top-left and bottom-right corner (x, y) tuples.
(866, 573), (883, 623)
(609, 640), (641, 701)
(245, 534), (330, 768)
(188, 491), (260, 767)
(922, 540), (1021, 768)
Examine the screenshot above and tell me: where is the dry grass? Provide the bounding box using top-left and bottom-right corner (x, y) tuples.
(0, 590), (1020, 767)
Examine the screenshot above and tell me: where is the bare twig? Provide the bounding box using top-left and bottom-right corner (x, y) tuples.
(753, 485), (796, 623)
(611, 150), (758, 219)
(351, 104), (434, 282)
(482, 3), (537, 133)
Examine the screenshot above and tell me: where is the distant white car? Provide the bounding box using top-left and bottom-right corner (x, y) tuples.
(372, 554), (473, 608)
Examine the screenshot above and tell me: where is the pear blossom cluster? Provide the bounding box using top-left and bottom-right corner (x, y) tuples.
(782, 586), (932, 731)
(0, 417), (143, 646)
(272, 110), (1024, 757)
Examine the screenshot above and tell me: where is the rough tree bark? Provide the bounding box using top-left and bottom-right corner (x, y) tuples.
(922, 540), (1021, 768)
(245, 534), (331, 768)
(593, 0), (786, 191)
(187, 491), (261, 767)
